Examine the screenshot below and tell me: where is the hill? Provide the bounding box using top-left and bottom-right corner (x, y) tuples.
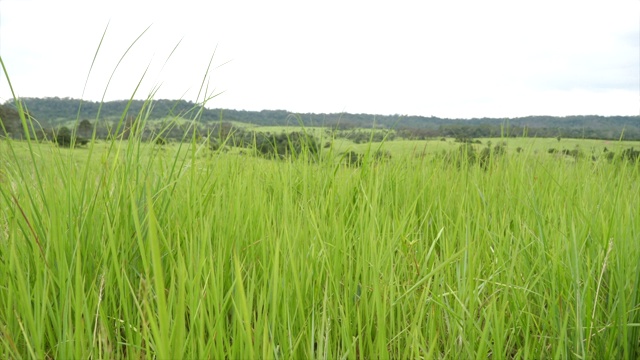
(2, 97), (639, 140)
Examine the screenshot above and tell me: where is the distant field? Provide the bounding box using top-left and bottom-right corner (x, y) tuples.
(344, 137), (639, 156)
(1, 136), (639, 359)
(217, 124), (640, 156)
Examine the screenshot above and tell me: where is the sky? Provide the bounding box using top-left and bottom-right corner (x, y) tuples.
(0, 0), (638, 119)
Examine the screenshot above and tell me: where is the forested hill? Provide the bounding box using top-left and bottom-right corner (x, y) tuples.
(6, 97), (640, 140)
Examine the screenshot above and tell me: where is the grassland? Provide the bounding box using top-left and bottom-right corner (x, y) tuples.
(217, 124), (639, 156)
(1, 130), (639, 359)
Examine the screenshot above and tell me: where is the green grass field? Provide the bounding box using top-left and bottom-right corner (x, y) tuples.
(1, 132), (639, 358)
(222, 124), (639, 157)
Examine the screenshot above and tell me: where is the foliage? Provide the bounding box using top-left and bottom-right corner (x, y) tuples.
(254, 131), (320, 159)
(0, 103), (38, 139)
(0, 103), (21, 136)
(77, 119), (93, 138)
(373, 149), (392, 161)
(55, 126), (73, 147)
(2, 136), (639, 358)
(561, 148), (584, 159)
(2, 46), (639, 358)
(54, 126), (88, 147)
(332, 129), (395, 143)
(342, 150), (363, 167)
(10, 97), (640, 140)
(454, 137), (482, 144)
(620, 147), (640, 163)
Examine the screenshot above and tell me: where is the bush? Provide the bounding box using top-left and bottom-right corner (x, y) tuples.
(479, 143), (505, 168)
(605, 151), (616, 161)
(560, 148), (583, 159)
(255, 132), (319, 159)
(343, 151), (362, 167)
(454, 137), (480, 144)
(620, 147), (639, 162)
(443, 143), (477, 167)
(373, 149), (392, 161)
(55, 126), (88, 147)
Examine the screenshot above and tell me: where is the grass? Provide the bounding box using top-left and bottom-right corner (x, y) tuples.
(1, 124), (639, 358)
(1, 36), (639, 357)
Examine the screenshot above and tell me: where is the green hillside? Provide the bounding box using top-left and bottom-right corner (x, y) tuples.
(2, 97), (640, 140)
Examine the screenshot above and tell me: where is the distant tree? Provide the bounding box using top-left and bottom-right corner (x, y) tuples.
(453, 137), (483, 145)
(55, 126), (73, 147)
(256, 132), (319, 159)
(0, 103), (32, 138)
(373, 149), (392, 161)
(479, 147), (491, 165)
(449, 143), (477, 167)
(568, 149), (583, 159)
(605, 151), (616, 161)
(155, 136), (167, 145)
(620, 147), (639, 163)
(0, 105), (18, 136)
(11, 97), (640, 141)
(77, 119), (93, 138)
(55, 126), (88, 147)
(343, 151), (362, 167)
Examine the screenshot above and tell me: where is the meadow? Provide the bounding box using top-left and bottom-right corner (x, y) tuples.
(1, 125), (639, 358)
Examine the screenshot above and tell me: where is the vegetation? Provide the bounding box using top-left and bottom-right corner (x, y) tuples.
(3, 98), (640, 141)
(254, 131), (320, 159)
(53, 126), (89, 147)
(1, 102), (639, 358)
(1, 41), (639, 358)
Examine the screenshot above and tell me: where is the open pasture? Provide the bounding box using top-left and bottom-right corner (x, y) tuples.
(326, 135), (639, 158)
(225, 123), (640, 158)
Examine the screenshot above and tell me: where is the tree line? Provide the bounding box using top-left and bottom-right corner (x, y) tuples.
(2, 98), (640, 141)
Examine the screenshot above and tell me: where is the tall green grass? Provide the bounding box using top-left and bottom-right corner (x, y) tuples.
(1, 113), (639, 358)
(2, 42), (640, 357)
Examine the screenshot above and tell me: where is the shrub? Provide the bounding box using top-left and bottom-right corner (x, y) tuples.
(605, 151), (616, 161)
(479, 143), (505, 168)
(54, 126), (88, 147)
(454, 137), (479, 144)
(620, 147), (639, 162)
(443, 143), (477, 167)
(256, 131), (319, 159)
(343, 151), (362, 167)
(373, 149), (392, 161)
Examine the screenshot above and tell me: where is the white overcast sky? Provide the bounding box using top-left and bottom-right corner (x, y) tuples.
(0, 0), (638, 118)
